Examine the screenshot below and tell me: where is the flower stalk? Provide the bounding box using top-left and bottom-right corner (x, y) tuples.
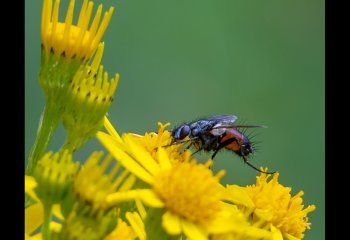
(42, 202), (53, 240)
(26, 101), (61, 175)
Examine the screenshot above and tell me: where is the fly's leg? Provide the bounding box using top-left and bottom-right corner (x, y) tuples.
(162, 136), (199, 148)
(242, 156), (276, 174)
(191, 148), (201, 156)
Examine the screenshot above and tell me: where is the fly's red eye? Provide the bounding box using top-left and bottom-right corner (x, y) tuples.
(179, 125), (191, 139)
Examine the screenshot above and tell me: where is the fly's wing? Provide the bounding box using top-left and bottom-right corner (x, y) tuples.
(206, 115), (238, 136)
(210, 124), (266, 136)
(211, 125), (267, 129)
(206, 115), (238, 125)
(207, 115), (265, 136)
(189, 115), (238, 136)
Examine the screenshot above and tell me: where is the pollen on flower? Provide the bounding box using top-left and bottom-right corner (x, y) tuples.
(41, 0), (114, 61)
(244, 170), (316, 239)
(152, 160), (225, 224)
(129, 122), (190, 164)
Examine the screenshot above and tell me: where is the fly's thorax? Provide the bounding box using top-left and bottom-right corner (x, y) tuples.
(190, 119), (213, 136)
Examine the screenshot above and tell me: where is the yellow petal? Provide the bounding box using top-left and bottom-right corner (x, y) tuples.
(157, 148), (172, 170)
(205, 217), (241, 234)
(283, 232), (301, 240)
(25, 175), (37, 191)
(27, 232), (42, 240)
(124, 135), (160, 175)
(270, 224), (284, 240)
(138, 189), (165, 208)
(25, 203), (44, 235)
(103, 116), (123, 143)
(181, 219), (207, 240)
(204, 205), (256, 235)
(25, 176), (40, 203)
(219, 201), (243, 217)
(255, 208), (273, 221)
(52, 204), (64, 220)
(50, 221), (62, 233)
(238, 225), (273, 239)
(126, 212), (146, 240)
(107, 190), (140, 204)
(97, 132), (154, 184)
(225, 185), (254, 208)
(119, 174), (137, 191)
(135, 199), (147, 220)
(162, 211), (182, 235)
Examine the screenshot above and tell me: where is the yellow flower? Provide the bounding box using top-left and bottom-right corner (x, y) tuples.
(225, 170), (316, 240)
(72, 152), (136, 211)
(41, 0), (114, 61)
(57, 152), (135, 240)
(27, 152), (70, 238)
(62, 44), (119, 151)
(33, 150), (79, 205)
(97, 125), (267, 240)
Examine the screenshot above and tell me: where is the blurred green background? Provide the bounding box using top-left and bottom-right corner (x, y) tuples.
(25, 0), (324, 239)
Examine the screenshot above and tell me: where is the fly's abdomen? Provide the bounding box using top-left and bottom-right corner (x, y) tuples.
(221, 128), (243, 152)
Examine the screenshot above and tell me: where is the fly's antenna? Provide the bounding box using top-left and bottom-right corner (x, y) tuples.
(242, 156), (275, 174)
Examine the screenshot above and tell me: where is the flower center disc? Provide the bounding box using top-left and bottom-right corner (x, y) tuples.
(153, 161), (222, 224)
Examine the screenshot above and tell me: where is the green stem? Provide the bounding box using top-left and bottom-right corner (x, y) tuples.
(42, 203), (53, 240)
(26, 101), (60, 175)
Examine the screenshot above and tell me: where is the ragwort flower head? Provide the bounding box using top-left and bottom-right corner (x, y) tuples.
(62, 43), (119, 151)
(226, 169), (316, 240)
(72, 152), (136, 212)
(33, 150), (79, 205)
(58, 152), (136, 240)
